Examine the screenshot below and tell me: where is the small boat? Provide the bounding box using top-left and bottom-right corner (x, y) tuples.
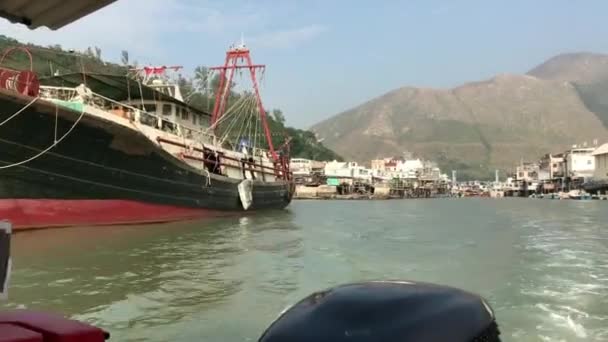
(567, 189), (592, 200)
(545, 193), (559, 200)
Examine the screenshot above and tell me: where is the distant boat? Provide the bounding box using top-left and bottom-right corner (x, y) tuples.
(567, 190), (591, 200)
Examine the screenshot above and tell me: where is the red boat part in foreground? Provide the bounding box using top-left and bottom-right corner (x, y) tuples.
(0, 310), (108, 341)
(0, 199), (228, 230)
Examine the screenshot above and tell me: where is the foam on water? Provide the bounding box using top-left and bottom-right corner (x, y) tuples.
(518, 201), (608, 341)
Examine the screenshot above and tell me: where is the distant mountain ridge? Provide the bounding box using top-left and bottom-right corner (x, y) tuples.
(527, 52), (608, 83)
(312, 52), (608, 179)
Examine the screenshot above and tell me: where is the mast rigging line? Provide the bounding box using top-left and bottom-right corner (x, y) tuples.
(209, 46), (278, 161)
(212, 95), (250, 140)
(218, 95), (257, 146)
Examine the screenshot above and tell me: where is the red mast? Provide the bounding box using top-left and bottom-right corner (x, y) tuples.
(210, 42), (278, 161)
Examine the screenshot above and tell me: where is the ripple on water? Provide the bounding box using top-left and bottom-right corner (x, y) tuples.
(5, 200), (608, 341)
(516, 209), (608, 341)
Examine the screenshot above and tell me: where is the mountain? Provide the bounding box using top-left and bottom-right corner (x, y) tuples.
(312, 53), (608, 179)
(528, 52), (608, 134)
(527, 52), (608, 83)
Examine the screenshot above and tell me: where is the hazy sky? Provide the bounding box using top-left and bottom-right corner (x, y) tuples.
(2, 0), (608, 128)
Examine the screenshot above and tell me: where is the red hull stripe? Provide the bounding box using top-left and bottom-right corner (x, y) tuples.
(0, 199), (231, 230)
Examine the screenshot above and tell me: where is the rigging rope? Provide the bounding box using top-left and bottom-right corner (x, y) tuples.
(206, 94), (249, 132)
(215, 94), (255, 144)
(232, 95), (257, 142)
(0, 103), (87, 169)
(0, 96), (39, 128)
(233, 104), (254, 150)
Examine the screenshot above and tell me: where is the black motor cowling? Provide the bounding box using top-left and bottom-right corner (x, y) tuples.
(259, 280), (500, 342)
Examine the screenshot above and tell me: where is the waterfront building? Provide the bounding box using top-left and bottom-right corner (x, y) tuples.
(290, 158), (324, 176)
(581, 143), (608, 193)
(515, 162), (539, 182)
(324, 161), (372, 183)
(592, 143), (608, 181)
(290, 158), (325, 185)
(564, 146), (596, 179)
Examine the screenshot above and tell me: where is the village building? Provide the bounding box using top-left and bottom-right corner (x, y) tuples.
(564, 147), (596, 179)
(290, 158), (325, 184)
(592, 143), (608, 181)
(324, 161), (372, 185)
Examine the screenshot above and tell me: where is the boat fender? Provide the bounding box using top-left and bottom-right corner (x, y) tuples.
(238, 179), (253, 210)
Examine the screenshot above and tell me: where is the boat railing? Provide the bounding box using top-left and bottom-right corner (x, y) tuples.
(39, 85), (278, 166)
(40, 85), (216, 143)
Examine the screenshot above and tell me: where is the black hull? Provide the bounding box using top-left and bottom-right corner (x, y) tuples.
(0, 91), (293, 215)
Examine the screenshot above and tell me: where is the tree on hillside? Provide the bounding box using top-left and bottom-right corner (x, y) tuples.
(193, 66), (210, 93)
(121, 50), (129, 66)
(272, 109), (286, 125)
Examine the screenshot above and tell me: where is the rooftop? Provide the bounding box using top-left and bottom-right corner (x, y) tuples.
(592, 143), (608, 156)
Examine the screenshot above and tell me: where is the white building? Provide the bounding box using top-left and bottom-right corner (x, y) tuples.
(395, 159), (424, 179)
(565, 147), (595, 179)
(516, 162), (539, 182)
(324, 161), (372, 181)
(592, 143), (608, 181)
(290, 158), (324, 176)
(539, 153), (565, 180)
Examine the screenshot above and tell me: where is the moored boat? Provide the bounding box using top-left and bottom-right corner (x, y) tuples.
(0, 44), (294, 230)
(567, 189), (591, 200)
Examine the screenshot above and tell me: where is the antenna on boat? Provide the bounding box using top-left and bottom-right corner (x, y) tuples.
(209, 42), (278, 161)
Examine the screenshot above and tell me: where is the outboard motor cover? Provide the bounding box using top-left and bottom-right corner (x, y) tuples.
(259, 280), (500, 342)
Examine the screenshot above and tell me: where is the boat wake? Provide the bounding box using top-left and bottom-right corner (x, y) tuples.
(517, 212), (608, 341)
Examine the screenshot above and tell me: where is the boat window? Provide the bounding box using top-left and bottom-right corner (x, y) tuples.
(144, 104), (156, 114)
(181, 107), (189, 120)
(162, 103), (172, 116)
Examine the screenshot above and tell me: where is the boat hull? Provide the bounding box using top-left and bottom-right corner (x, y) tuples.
(0, 90), (293, 230)
(0, 199), (231, 230)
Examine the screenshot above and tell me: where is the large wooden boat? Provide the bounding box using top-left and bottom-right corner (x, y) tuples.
(0, 44), (294, 230)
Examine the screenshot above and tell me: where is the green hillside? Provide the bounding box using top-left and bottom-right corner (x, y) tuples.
(0, 35), (126, 76)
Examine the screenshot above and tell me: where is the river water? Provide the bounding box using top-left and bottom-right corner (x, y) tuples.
(2, 199), (608, 341)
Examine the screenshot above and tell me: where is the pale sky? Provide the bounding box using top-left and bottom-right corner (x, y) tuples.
(2, 0), (608, 128)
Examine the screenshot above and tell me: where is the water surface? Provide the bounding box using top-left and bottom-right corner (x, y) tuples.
(3, 199), (608, 341)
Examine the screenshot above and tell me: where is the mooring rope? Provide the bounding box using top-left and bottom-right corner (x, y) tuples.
(0, 104), (86, 169)
(0, 96), (39, 128)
